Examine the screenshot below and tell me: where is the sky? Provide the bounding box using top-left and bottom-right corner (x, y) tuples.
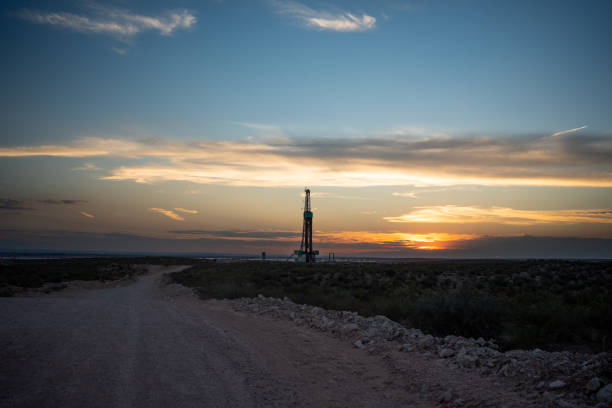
(1, 0), (611, 258)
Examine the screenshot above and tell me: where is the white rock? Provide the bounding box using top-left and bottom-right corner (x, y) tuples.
(418, 335), (435, 350)
(359, 327), (372, 338)
(439, 348), (455, 358)
(353, 340), (365, 349)
(340, 323), (359, 333)
(548, 380), (566, 389)
(399, 343), (414, 352)
(456, 347), (479, 368)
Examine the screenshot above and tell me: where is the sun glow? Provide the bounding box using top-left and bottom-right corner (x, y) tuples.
(318, 231), (477, 250)
(167, 230), (477, 250)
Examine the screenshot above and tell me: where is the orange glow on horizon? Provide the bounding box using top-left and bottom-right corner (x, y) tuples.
(172, 230), (478, 250)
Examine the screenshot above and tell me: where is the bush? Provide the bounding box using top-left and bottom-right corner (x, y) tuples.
(170, 259), (612, 352)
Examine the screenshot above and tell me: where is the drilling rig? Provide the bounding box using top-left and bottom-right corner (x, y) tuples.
(294, 188), (319, 263)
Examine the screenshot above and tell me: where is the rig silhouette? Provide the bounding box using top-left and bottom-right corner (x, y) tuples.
(294, 188), (319, 263)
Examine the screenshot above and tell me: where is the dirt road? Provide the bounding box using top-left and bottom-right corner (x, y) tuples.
(1, 266), (538, 407)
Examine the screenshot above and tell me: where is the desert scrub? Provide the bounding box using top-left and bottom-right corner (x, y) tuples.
(170, 259), (612, 352)
(0, 256), (196, 295)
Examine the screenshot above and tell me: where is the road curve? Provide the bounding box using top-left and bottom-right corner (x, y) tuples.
(0, 266), (420, 408)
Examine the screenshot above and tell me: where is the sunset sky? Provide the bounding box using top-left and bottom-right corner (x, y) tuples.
(1, 0), (611, 257)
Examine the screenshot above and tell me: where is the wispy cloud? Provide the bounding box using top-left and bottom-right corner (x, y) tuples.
(80, 211), (95, 218)
(37, 199), (87, 205)
(1, 129), (611, 187)
(149, 208), (184, 221)
(73, 163), (101, 171)
(174, 207), (198, 214)
(392, 191), (417, 198)
(551, 125), (588, 137)
(384, 206), (612, 225)
(0, 199), (31, 210)
(169, 229), (299, 241)
(19, 5), (196, 38)
(271, 0), (376, 32)
(112, 47), (128, 55)
(237, 122), (282, 133)
(1, 198), (87, 210)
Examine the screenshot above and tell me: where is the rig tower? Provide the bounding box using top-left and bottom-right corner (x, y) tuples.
(294, 188), (319, 263)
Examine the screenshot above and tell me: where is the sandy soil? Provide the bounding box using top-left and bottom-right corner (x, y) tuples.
(1, 266), (541, 407)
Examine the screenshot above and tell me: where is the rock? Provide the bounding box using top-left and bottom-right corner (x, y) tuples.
(549, 380), (566, 389)
(239, 293), (612, 408)
(439, 389), (453, 403)
(587, 377), (603, 393)
(500, 364), (512, 377)
(399, 343), (414, 352)
(596, 384), (612, 404)
(339, 323), (359, 334)
(319, 316), (335, 329)
(363, 327), (378, 338)
(456, 347), (479, 368)
(417, 335), (435, 350)
(543, 391), (564, 401)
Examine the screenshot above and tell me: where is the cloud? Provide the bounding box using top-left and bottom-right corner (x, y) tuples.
(0, 199), (31, 210)
(37, 199), (87, 205)
(392, 191), (417, 198)
(1, 129), (611, 187)
(271, 0), (376, 32)
(149, 208), (184, 221)
(237, 122), (283, 133)
(73, 163), (101, 171)
(551, 125), (588, 137)
(112, 47), (128, 55)
(80, 211), (95, 218)
(0, 198), (87, 210)
(299, 191), (372, 200)
(384, 206), (612, 225)
(19, 5), (196, 38)
(169, 229), (299, 240)
(174, 207), (198, 214)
